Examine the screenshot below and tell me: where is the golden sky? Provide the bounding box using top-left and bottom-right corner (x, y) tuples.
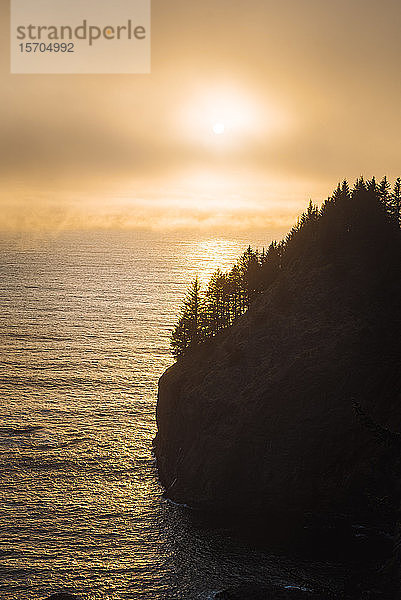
(1, 0), (400, 232)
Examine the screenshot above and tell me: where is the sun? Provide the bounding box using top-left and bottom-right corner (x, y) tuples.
(177, 85), (287, 148)
(212, 122), (225, 135)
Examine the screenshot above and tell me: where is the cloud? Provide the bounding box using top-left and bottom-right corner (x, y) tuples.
(1, 0), (400, 230)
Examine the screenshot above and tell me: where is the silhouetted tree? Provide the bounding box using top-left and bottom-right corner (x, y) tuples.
(203, 269), (230, 336)
(237, 245), (260, 307)
(227, 263), (242, 321)
(171, 177), (401, 358)
(171, 276), (205, 357)
(389, 178), (401, 225)
(258, 241), (281, 289)
(378, 176), (391, 207)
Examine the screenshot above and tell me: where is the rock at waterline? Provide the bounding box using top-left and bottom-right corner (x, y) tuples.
(154, 193), (401, 526)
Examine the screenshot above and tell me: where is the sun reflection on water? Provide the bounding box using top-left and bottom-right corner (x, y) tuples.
(184, 238), (249, 287)
(0, 230), (273, 599)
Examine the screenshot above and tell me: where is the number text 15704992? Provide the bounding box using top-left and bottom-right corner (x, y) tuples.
(19, 42), (74, 53)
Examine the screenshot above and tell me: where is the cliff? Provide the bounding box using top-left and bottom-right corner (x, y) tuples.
(154, 187), (401, 537)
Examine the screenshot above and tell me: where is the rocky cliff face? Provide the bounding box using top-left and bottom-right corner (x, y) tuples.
(154, 207), (401, 533)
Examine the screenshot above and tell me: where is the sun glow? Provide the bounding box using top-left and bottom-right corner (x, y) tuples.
(178, 85), (284, 147)
(212, 122), (225, 135)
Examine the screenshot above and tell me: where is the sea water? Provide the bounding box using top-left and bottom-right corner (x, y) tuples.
(0, 230), (340, 599)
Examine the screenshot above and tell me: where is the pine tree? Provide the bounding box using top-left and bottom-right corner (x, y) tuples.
(227, 264), (242, 321)
(389, 177), (401, 225)
(170, 277), (205, 357)
(378, 176), (392, 213)
(259, 241), (281, 288)
(171, 176), (401, 359)
(237, 246), (260, 307)
(204, 269), (230, 336)
(341, 179), (350, 198)
(366, 176), (377, 193)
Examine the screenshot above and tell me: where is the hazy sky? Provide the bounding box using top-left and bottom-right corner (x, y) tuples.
(1, 0), (400, 231)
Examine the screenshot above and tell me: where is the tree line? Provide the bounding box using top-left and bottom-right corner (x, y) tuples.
(171, 176), (401, 358)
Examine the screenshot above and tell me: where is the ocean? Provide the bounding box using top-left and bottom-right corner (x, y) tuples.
(0, 230), (338, 600)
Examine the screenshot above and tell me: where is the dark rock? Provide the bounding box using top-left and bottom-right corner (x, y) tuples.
(154, 201), (401, 538)
(382, 512), (401, 597)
